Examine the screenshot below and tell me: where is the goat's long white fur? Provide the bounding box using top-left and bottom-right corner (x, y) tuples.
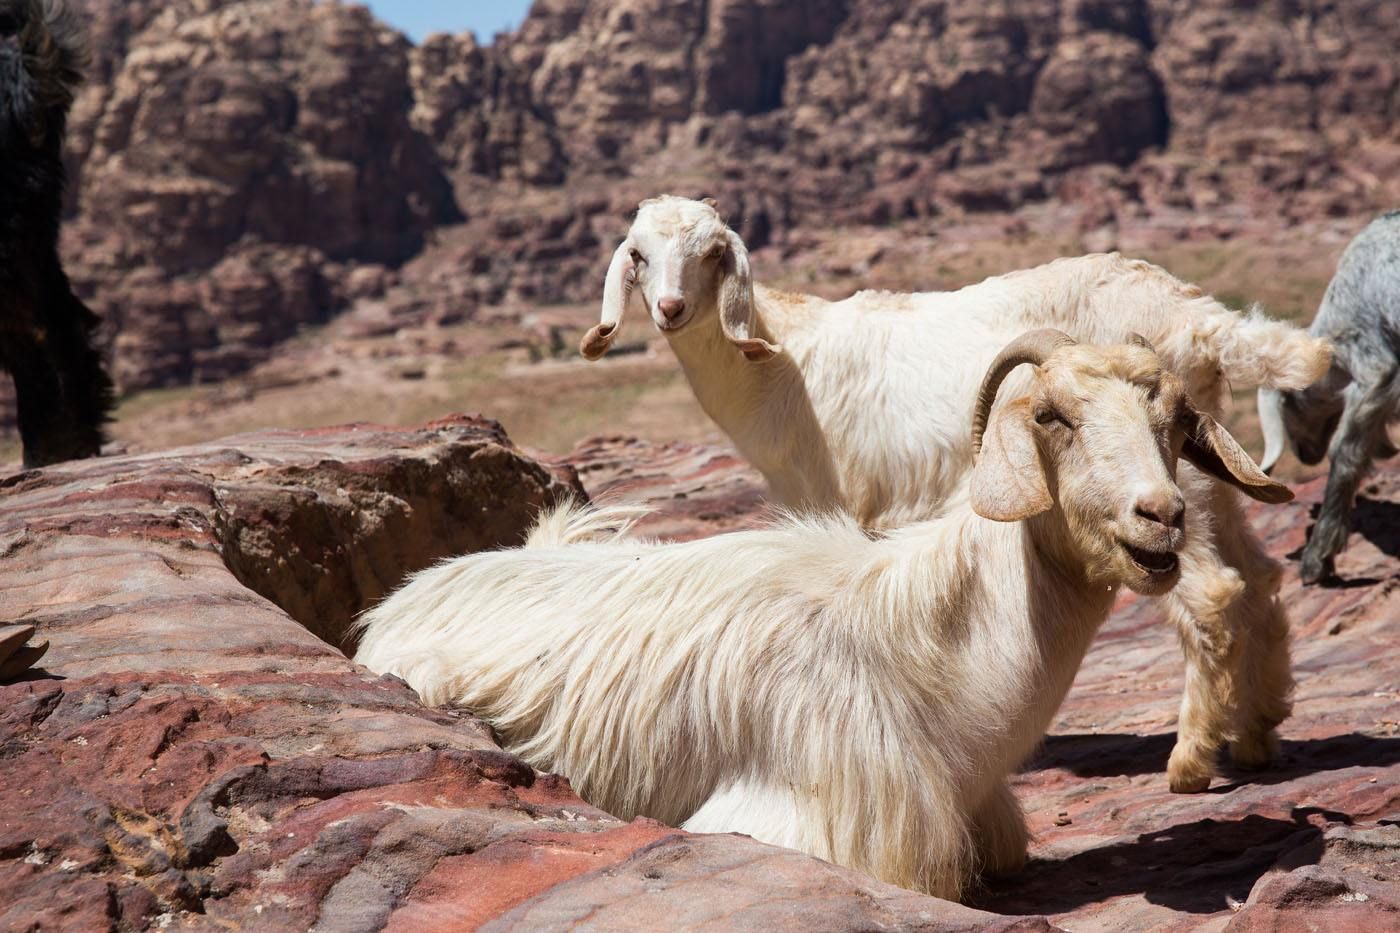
(357, 333), (1293, 898)
(355, 500), (1111, 899)
(674, 258), (1322, 526)
(585, 197), (1330, 793)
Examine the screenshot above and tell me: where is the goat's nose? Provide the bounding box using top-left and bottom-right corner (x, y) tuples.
(658, 297), (686, 321)
(1134, 490), (1185, 530)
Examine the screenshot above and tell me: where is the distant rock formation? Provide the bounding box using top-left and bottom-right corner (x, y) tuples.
(0, 0), (1391, 412)
(63, 0), (456, 390)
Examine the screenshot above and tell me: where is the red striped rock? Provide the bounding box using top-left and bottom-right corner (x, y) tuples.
(0, 418), (1041, 931)
(2, 421), (1395, 929)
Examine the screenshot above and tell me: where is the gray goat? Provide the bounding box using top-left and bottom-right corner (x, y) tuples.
(1259, 211), (1400, 583)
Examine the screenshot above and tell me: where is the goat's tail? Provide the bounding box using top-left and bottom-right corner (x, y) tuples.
(524, 499), (651, 548)
(1047, 254), (1327, 389)
(1195, 305), (1332, 391)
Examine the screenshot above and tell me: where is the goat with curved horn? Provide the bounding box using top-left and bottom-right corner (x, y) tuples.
(972, 329), (1077, 454)
(1256, 387), (1289, 474)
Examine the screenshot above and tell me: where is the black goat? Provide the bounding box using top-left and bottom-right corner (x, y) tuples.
(0, 0), (112, 468)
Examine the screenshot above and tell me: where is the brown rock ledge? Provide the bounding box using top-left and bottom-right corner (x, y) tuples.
(0, 418), (1042, 930)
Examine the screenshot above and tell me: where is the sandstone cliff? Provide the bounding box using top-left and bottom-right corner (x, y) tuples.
(22, 0), (1390, 399)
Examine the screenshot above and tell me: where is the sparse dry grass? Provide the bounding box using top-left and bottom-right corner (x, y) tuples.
(85, 226), (1346, 474)
(104, 338), (723, 458)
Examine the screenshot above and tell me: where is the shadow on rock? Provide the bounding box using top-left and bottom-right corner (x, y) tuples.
(1029, 731), (1400, 781)
(976, 812), (1328, 915)
(1353, 496), (1400, 560)
(1286, 497), (1400, 587)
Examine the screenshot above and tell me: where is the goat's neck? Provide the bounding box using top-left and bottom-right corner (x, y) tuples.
(899, 512), (1117, 784)
(665, 304), (840, 510)
(666, 317), (779, 421)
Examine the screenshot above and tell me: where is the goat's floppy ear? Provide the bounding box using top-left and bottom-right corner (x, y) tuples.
(971, 398), (1053, 522)
(581, 242), (635, 361)
(1180, 401), (1294, 504)
(719, 229), (781, 362)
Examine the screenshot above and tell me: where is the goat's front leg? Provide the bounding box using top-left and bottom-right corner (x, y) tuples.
(1163, 482), (1246, 793)
(1211, 488), (1292, 770)
(970, 780), (1028, 877)
(1166, 480), (1293, 792)
(1301, 373), (1396, 584)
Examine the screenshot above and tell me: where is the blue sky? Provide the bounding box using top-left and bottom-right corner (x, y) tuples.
(364, 1), (533, 42)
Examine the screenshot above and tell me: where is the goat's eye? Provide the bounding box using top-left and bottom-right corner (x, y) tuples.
(708, 244), (726, 261)
(629, 248), (645, 266)
(1035, 407), (1072, 430)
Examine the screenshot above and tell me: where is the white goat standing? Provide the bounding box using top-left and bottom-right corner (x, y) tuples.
(356, 331), (1293, 899)
(580, 196), (1331, 793)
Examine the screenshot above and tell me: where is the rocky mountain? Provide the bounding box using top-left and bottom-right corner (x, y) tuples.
(57, 0), (455, 390)
(6, 0), (1395, 403)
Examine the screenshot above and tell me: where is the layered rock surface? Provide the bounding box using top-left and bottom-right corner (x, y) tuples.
(0, 420), (1044, 930)
(62, 0), (456, 390)
(2, 421), (1397, 928)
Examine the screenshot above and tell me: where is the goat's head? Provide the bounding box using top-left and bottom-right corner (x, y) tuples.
(0, 0), (85, 153)
(581, 195), (781, 362)
(1256, 370), (1350, 472)
(971, 330), (1293, 596)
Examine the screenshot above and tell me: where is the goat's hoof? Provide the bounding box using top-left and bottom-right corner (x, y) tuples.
(1167, 750), (1214, 793)
(1229, 730), (1279, 771)
(1168, 773), (1212, 794)
(1299, 551), (1334, 586)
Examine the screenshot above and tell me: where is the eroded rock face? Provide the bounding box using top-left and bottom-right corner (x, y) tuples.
(410, 32), (566, 189)
(15, 0), (1393, 410)
(1143, 0), (1400, 220)
(0, 419), (1045, 930)
(62, 0), (457, 391)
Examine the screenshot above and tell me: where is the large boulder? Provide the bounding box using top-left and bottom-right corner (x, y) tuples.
(3, 422), (1397, 928)
(0, 419), (1043, 930)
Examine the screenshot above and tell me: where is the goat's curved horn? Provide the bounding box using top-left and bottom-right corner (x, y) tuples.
(971, 329), (1077, 455)
(1257, 387), (1288, 474)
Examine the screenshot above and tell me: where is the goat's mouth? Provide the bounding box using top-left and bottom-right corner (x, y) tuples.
(656, 315), (693, 333)
(1120, 542), (1179, 577)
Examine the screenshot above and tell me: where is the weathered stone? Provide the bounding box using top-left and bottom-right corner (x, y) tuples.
(0, 624), (49, 682)
(61, 0), (457, 391)
(0, 420), (1053, 929)
(5, 424), (1398, 927)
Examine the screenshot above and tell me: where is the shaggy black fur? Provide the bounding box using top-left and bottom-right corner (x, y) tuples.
(0, 0), (112, 468)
